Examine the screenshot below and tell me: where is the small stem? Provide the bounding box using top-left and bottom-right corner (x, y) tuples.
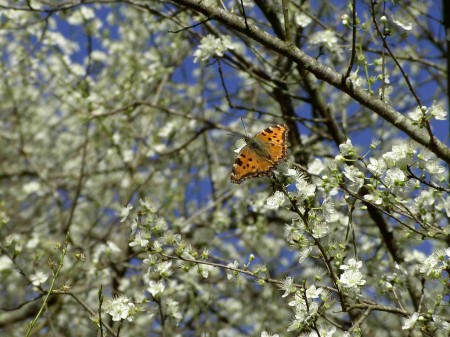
(26, 232), (70, 337)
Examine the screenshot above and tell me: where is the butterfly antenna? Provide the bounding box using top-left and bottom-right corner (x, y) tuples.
(240, 117), (249, 137)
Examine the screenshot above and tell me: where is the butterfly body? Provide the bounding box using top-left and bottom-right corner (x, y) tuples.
(230, 124), (289, 184)
(244, 136), (273, 161)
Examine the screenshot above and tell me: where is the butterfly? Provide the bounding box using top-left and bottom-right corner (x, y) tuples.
(230, 124), (289, 184)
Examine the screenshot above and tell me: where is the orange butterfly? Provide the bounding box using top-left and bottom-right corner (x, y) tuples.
(230, 124), (289, 184)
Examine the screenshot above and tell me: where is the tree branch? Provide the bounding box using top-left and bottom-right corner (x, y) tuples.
(169, 0), (450, 163)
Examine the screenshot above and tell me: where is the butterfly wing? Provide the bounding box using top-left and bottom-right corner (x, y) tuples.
(253, 124), (289, 163)
(230, 124), (289, 184)
(230, 145), (277, 184)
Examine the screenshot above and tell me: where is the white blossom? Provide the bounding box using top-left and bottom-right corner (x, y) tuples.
(308, 158), (325, 176)
(417, 148), (433, 162)
(129, 231), (150, 248)
(295, 12), (312, 27)
(266, 191), (286, 210)
(363, 190), (383, 205)
(154, 217), (168, 231)
(120, 204), (133, 222)
(139, 198), (158, 213)
(348, 69), (366, 87)
(148, 280), (165, 297)
(279, 276), (296, 298)
(156, 261), (173, 278)
(105, 295), (136, 322)
(339, 270), (366, 288)
(379, 85), (393, 102)
(298, 247), (312, 263)
(321, 197), (336, 222)
(309, 30), (339, 51)
(288, 297), (319, 331)
(402, 312), (419, 329)
(408, 106), (424, 122)
(382, 143), (414, 168)
(158, 121), (176, 137)
(339, 259), (366, 288)
(409, 102), (447, 122)
(30, 271), (48, 286)
(261, 331), (279, 337)
(67, 6), (96, 25)
(226, 260), (239, 280)
(288, 292), (306, 308)
(295, 177), (316, 201)
(392, 14), (413, 31)
(0, 255), (13, 272)
(305, 285), (322, 299)
(339, 139), (354, 155)
(343, 165), (364, 190)
(424, 160), (445, 176)
(384, 167), (407, 187)
(418, 253), (441, 277)
(308, 326), (337, 337)
(340, 258), (362, 271)
(312, 221), (330, 238)
(367, 157), (387, 176)
(193, 34), (237, 62)
(166, 298), (182, 323)
(428, 101), (447, 120)
(23, 181), (41, 194)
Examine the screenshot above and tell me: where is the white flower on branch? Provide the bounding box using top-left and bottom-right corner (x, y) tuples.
(311, 220), (330, 239)
(409, 101), (447, 122)
(309, 30), (339, 52)
(367, 157), (387, 176)
(402, 312), (419, 329)
(295, 176), (316, 201)
(339, 259), (366, 288)
(339, 139), (354, 156)
(266, 191), (286, 210)
(139, 198), (159, 213)
(339, 270), (366, 288)
(392, 14), (413, 31)
(382, 142), (415, 168)
(30, 271), (48, 286)
(428, 101), (447, 120)
(105, 295), (138, 322)
(226, 260), (239, 281)
(384, 167), (407, 187)
(156, 261), (173, 278)
(363, 189), (383, 205)
(129, 231), (149, 248)
(193, 34), (237, 63)
(279, 276), (296, 298)
(261, 331), (279, 337)
(166, 298), (182, 323)
(418, 253), (441, 277)
(305, 284), (322, 299)
(343, 165), (364, 191)
(295, 13), (312, 28)
(120, 204), (133, 222)
(148, 280), (165, 297)
(408, 106), (424, 122)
